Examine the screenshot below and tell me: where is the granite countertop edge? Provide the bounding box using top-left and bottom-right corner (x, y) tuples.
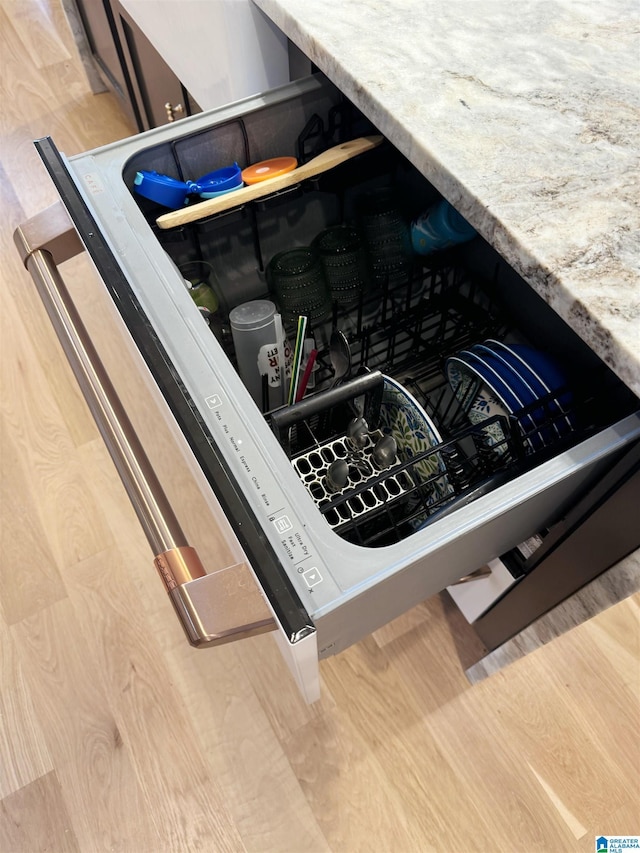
(253, 0), (640, 397)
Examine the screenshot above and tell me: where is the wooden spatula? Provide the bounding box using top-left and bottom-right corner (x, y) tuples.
(155, 134), (384, 230)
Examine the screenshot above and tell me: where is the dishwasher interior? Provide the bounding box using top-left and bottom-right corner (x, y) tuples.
(123, 83), (638, 551)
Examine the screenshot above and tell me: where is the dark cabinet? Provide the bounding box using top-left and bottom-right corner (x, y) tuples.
(73, 0), (201, 131)
(113, 3), (201, 130)
(73, 0), (136, 124)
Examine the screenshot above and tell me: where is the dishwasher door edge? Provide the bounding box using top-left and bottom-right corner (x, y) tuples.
(17, 148), (321, 702)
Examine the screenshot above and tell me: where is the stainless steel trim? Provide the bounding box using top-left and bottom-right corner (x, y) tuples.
(24, 241), (189, 557)
(14, 204), (276, 645)
(449, 566), (493, 586)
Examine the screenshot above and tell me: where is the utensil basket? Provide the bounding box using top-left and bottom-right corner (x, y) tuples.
(266, 256), (635, 546)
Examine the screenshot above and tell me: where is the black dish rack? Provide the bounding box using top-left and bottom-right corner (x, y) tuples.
(267, 256), (635, 547)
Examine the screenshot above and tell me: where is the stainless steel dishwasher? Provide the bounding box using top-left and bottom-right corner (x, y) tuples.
(15, 74), (640, 702)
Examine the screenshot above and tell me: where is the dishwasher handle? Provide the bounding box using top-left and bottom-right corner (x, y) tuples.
(14, 202), (276, 647)
(270, 371), (384, 430)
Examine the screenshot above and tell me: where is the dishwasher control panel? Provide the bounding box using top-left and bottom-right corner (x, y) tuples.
(202, 385), (343, 612)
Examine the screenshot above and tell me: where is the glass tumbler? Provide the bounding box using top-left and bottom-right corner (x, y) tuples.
(357, 187), (413, 298)
(312, 225), (368, 307)
(266, 247), (332, 324)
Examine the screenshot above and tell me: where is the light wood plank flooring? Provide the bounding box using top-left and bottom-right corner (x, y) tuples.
(0, 1), (638, 850)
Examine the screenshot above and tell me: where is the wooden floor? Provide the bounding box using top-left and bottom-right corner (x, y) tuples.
(1, 2), (639, 851)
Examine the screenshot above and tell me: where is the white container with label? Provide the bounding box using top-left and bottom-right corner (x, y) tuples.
(229, 300), (277, 408)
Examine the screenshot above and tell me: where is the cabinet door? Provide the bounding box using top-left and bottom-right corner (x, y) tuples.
(114, 2), (201, 130)
(73, 0), (141, 129)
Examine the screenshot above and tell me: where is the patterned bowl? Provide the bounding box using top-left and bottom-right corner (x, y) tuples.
(377, 376), (451, 503)
(445, 354), (511, 454)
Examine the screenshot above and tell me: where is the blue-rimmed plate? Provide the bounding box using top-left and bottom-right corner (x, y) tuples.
(447, 339), (575, 453)
(445, 353), (514, 454)
(459, 348), (549, 452)
(483, 340), (575, 436)
(469, 344), (551, 447)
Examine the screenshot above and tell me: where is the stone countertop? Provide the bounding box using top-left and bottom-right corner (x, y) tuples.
(253, 0), (640, 395)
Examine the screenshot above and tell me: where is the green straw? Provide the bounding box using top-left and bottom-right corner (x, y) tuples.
(288, 315), (308, 405)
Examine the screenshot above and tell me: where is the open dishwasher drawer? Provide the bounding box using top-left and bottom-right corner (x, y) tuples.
(17, 74), (640, 702)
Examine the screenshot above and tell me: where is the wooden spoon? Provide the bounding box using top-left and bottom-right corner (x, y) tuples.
(156, 135), (384, 230)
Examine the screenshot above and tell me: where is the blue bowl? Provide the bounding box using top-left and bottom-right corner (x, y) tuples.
(133, 163), (244, 208)
(190, 163), (243, 198)
(133, 170), (190, 208)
